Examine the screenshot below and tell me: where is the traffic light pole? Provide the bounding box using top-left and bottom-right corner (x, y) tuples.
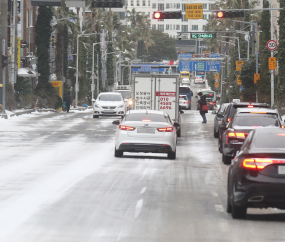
(270, 2), (274, 107)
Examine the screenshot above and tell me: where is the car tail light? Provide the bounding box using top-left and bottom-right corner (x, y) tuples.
(227, 132), (248, 139)
(119, 125), (136, 131)
(227, 118), (232, 122)
(281, 126), (285, 129)
(142, 119), (151, 122)
(248, 105), (254, 108)
(277, 133), (285, 136)
(250, 112), (267, 114)
(209, 102), (213, 105)
(242, 158), (285, 170)
(184, 101), (187, 104)
(157, 127), (173, 132)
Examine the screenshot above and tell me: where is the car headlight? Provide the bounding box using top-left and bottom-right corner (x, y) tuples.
(117, 105), (124, 108)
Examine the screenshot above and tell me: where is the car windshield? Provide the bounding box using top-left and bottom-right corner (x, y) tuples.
(115, 91), (131, 99)
(233, 114), (279, 127)
(203, 92), (214, 101)
(253, 133), (285, 149)
(179, 87), (190, 93)
(99, 94), (122, 101)
(125, 113), (168, 122)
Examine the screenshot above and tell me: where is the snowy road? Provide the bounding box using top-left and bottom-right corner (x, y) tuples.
(1, 84), (285, 241)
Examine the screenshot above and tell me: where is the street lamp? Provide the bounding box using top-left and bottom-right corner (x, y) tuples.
(220, 36), (240, 59)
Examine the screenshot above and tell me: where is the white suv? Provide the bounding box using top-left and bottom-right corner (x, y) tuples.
(93, 92), (126, 118)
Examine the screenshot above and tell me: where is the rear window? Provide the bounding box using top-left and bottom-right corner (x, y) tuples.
(125, 113), (168, 122)
(254, 134), (285, 149)
(179, 87), (190, 93)
(196, 71), (204, 76)
(115, 91), (131, 99)
(233, 114), (279, 127)
(229, 104), (270, 118)
(179, 96), (187, 100)
(181, 73), (189, 77)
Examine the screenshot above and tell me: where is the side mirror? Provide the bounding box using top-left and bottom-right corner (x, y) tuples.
(173, 122), (180, 127)
(112, 120), (120, 125)
(92, 99), (96, 104)
(180, 110), (184, 114)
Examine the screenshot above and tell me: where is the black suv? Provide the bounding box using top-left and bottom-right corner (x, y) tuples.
(218, 102), (270, 152)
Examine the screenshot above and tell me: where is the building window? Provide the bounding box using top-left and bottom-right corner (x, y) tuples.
(143, 0), (145, 6)
(176, 25), (180, 30)
(182, 25), (188, 32)
(148, 0), (150, 6)
(166, 24), (170, 30)
(158, 19), (164, 22)
(203, 25), (207, 30)
(182, 14), (188, 22)
(137, 0), (140, 6)
(203, 14), (207, 19)
(158, 24), (164, 31)
(131, 0), (134, 6)
(192, 25), (198, 30)
(152, 24), (156, 30)
(177, 3), (180, 9)
(152, 3), (156, 8)
(209, 4), (215, 10)
(182, 4), (185, 11)
(203, 4), (207, 9)
(166, 3), (170, 9)
(118, 12), (125, 20)
(158, 3), (164, 10)
(170, 25), (172, 30)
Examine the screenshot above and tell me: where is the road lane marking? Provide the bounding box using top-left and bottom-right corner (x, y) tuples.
(215, 204), (224, 212)
(140, 186), (147, 194)
(135, 199), (143, 219)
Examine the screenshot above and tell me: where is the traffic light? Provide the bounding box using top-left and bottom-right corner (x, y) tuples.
(92, 0), (123, 8)
(2, 55), (9, 69)
(153, 11), (182, 19)
(216, 11), (244, 18)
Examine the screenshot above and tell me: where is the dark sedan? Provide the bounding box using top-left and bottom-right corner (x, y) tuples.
(213, 103), (229, 138)
(221, 108), (284, 164)
(227, 128), (285, 219)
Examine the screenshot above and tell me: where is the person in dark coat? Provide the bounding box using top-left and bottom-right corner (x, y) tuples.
(65, 92), (71, 113)
(198, 91), (207, 123)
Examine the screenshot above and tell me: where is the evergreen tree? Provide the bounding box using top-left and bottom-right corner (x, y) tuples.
(259, 0), (271, 104)
(240, 57), (257, 101)
(35, 7), (53, 84)
(96, 34), (103, 91)
(63, 24), (69, 80)
(228, 43), (240, 101)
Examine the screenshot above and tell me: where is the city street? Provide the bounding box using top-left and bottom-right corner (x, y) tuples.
(1, 83), (285, 242)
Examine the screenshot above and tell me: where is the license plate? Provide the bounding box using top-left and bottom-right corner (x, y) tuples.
(103, 110), (115, 113)
(278, 166), (285, 174)
(137, 128), (155, 134)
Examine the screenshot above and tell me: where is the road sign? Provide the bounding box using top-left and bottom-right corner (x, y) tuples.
(132, 64), (165, 72)
(236, 60), (244, 71)
(190, 33), (216, 39)
(178, 53), (193, 59)
(267, 40), (277, 51)
(268, 57), (276, 70)
(209, 54), (221, 58)
(20, 39), (27, 48)
(254, 73), (260, 84)
(179, 61), (220, 72)
(237, 75), (241, 85)
(185, 4), (203, 19)
(215, 74), (219, 87)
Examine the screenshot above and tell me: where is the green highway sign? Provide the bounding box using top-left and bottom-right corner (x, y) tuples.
(191, 33), (216, 39)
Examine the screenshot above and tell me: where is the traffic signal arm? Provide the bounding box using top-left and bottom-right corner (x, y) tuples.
(92, 0), (123, 8)
(216, 10), (244, 18)
(153, 11), (182, 19)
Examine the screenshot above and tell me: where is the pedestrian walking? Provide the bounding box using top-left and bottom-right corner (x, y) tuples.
(198, 92), (207, 123)
(65, 92), (71, 113)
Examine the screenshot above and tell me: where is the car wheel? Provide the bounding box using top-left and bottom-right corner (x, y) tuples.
(218, 137), (223, 153)
(222, 154), (232, 165)
(231, 183), (247, 219)
(214, 129), (219, 138)
(226, 193), (232, 213)
(168, 150), (176, 160)
(114, 147), (123, 158)
(93, 115), (99, 118)
(177, 129), (181, 137)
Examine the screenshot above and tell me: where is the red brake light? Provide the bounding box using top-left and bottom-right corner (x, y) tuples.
(227, 132), (248, 139)
(209, 102), (213, 105)
(241, 158), (285, 170)
(281, 126), (285, 129)
(277, 133), (285, 136)
(119, 125), (136, 131)
(250, 112), (267, 114)
(142, 119), (151, 122)
(248, 105), (254, 107)
(227, 118), (232, 122)
(184, 102), (187, 104)
(157, 127), (173, 132)
(209, 94), (213, 96)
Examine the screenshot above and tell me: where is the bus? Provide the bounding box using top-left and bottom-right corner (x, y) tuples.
(179, 85), (192, 110)
(180, 71), (190, 80)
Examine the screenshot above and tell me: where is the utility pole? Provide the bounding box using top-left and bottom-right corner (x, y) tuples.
(11, 0), (18, 86)
(118, 51), (121, 84)
(270, 1), (274, 107)
(0, 0), (8, 78)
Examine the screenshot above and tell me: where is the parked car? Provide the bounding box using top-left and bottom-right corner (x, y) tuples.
(179, 95), (190, 110)
(213, 103), (229, 138)
(218, 102), (270, 152)
(93, 92), (126, 118)
(221, 107), (284, 164)
(227, 128), (285, 219)
(113, 110), (179, 159)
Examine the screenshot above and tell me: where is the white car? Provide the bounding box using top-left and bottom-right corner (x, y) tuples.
(194, 77), (204, 84)
(179, 95), (189, 110)
(181, 77), (190, 85)
(113, 110), (179, 159)
(93, 92), (126, 118)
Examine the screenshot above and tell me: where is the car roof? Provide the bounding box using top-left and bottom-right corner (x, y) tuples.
(236, 107), (278, 114)
(255, 128), (285, 135)
(126, 110), (167, 115)
(231, 102), (269, 107)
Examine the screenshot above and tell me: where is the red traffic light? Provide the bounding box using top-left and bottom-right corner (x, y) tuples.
(216, 11), (224, 18)
(154, 12), (161, 19)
